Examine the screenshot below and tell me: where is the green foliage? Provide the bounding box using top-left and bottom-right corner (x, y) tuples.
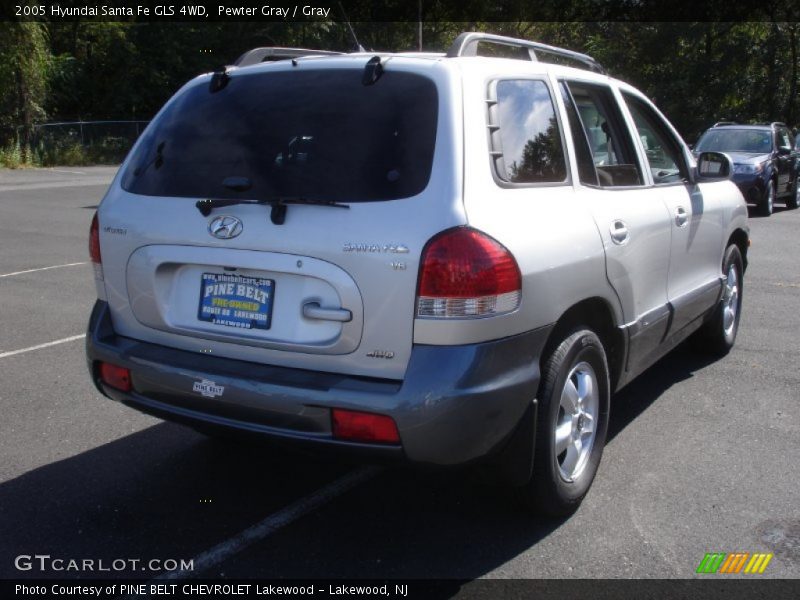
(0, 22), (50, 158)
(2, 20), (800, 163)
(0, 140), (40, 169)
(0, 142), (24, 168)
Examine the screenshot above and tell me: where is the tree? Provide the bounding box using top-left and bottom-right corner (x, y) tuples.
(0, 22), (50, 154)
(509, 117), (565, 182)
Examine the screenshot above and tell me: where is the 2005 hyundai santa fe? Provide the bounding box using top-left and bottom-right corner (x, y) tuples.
(86, 32), (749, 515)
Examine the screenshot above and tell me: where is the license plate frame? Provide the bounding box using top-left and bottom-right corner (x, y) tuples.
(198, 272), (274, 331)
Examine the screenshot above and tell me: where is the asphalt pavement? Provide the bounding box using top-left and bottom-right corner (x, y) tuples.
(0, 167), (798, 585)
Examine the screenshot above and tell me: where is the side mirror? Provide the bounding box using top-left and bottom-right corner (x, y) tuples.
(695, 151), (732, 181)
(778, 145), (792, 155)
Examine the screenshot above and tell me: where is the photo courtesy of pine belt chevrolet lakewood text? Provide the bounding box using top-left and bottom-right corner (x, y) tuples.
(85, 32), (749, 516)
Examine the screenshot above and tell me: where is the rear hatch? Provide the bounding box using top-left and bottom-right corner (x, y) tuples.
(97, 58), (463, 380)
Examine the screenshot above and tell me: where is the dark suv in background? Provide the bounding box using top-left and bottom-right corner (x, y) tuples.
(694, 122), (800, 215)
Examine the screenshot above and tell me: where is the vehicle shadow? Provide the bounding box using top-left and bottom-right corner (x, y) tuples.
(607, 343), (719, 442)
(0, 423), (359, 579)
(0, 346), (719, 582)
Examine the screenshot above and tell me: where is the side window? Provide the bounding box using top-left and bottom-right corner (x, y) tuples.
(490, 80), (567, 184)
(778, 128), (791, 150)
(559, 82), (599, 186)
(562, 81), (642, 187)
(622, 93), (689, 185)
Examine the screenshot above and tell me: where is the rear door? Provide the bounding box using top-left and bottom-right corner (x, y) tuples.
(559, 79), (672, 374)
(98, 61), (462, 380)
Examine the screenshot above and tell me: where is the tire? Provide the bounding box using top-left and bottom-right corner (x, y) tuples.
(517, 329), (610, 516)
(787, 177), (800, 209)
(693, 244), (744, 356)
(760, 179), (775, 216)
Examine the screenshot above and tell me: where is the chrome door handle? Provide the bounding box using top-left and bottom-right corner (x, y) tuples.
(302, 302), (352, 322)
(610, 220), (629, 245)
(675, 206), (688, 227)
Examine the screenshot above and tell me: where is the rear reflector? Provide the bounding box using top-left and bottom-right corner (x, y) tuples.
(417, 227), (521, 318)
(331, 409), (400, 444)
(98, 362), (132, 392)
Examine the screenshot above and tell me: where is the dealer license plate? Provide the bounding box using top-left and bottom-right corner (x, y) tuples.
(198, 272), (274, 330)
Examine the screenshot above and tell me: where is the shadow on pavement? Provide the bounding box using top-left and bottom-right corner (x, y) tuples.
(0, 346), (721, 581)
(608, 344), (719, 442)
(0, 422), (355, 579)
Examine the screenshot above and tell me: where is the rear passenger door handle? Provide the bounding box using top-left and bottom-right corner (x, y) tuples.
(675, 206), (688, 228)
(302, 302), (352, 322)
(609, 220), (629, 245)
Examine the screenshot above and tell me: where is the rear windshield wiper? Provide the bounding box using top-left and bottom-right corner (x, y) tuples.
(196, 196), (350, 225)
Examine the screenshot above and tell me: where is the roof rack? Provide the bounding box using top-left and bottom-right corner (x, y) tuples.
(234, 47), (343, 67)
(445, 32), (606, 74)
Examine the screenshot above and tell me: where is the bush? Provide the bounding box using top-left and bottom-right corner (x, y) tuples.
(0, 141), (40, 168)
(31, 133), (133, 166)
(0, 142), (22, 168)
(2, 129), (136, 167)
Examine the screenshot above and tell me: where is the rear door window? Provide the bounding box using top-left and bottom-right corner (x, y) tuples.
(121, 69), (438, 202)
(561, 81), (643, 187)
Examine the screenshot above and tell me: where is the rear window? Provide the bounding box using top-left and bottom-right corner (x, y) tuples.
(121, 69), (438, 202)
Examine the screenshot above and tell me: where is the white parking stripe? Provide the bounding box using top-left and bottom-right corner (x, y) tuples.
(0, 334), (86, 359)
(47, 168), (87, 175)
(157, 466), (381, 581)
(0, 262), (88, 278)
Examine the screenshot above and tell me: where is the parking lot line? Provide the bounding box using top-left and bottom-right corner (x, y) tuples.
(0, 262), (88, 278)
(0, 334), (86, 359)
(157, 466), (381, 581)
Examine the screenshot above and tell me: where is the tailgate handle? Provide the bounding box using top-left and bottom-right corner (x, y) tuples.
(302, 302), (352, 323)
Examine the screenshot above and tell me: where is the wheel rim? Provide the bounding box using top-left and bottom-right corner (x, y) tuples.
(555, 361), (599, 482)
(722, 263), (739, 339)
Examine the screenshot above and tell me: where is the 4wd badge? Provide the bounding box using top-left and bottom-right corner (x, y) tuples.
(192, 378), (225, 398)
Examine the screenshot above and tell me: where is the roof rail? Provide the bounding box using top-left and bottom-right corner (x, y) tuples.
(445, 32), (606, 74)
(234, 47), (343, 67)
(713, 121), (737, 127)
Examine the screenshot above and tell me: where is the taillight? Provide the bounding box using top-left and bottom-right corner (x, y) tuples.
(416, 227), (521, 318)
(332, 409), (400, 444)
(89, 212), (103, 280)
(98, 362), (132, 392)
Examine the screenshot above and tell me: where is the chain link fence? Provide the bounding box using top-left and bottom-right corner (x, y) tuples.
(15, 120), (149, 166)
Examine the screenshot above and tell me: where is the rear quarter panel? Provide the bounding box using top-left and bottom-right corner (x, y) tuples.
(414, 61), (623, 346)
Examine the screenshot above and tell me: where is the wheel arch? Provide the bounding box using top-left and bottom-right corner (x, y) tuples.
(727, 228), (749, 272)
(541, 297), (625, 393)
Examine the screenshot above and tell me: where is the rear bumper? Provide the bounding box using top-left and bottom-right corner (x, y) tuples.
(86, 301), (551, 469)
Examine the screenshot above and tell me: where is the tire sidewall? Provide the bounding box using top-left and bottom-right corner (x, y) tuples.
(536, 330), (610, 505)
(790, 176), (800, 208)
(763, 180), (775, 215)
(720, 245), (744, 349)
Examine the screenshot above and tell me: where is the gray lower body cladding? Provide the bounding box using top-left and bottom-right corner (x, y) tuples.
(86, 301), (550, 468)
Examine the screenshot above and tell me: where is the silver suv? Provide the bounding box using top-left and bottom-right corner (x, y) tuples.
(86, 33), (749, 515)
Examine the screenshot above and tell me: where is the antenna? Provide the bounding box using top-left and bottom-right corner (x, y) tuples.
(338, 1), (365, 52)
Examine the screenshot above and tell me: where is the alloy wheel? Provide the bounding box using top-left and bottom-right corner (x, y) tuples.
(555, 361), (600, 482)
